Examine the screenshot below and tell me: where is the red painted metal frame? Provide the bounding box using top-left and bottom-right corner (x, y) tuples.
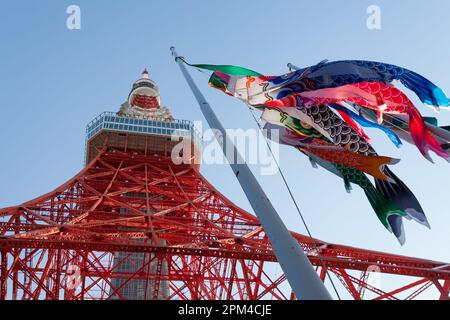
(131, 94), (160, 110)
(0, 147), (449, 300)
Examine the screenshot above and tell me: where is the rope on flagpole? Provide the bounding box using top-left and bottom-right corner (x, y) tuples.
(245, 105), (342, 299)
(190, 64), (342, 299)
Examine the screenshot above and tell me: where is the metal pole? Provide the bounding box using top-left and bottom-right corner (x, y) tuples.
(287, 63), (300, 71)
(171, 47), (332, 300)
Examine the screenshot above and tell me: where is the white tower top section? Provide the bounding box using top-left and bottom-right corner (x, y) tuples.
(117, 69), (173, 121)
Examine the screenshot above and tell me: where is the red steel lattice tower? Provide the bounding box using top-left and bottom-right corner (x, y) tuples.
(0, 71), (449, 300)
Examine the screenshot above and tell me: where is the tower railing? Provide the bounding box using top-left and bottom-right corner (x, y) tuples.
(84, 111), (202, 161)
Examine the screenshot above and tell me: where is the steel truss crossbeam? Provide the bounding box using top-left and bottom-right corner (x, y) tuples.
(0, 148), (449, 300)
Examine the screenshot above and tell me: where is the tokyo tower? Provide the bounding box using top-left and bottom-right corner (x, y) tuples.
(0, 69), (449, 300)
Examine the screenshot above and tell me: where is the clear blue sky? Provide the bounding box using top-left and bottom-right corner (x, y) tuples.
(0, 1), (449, 299)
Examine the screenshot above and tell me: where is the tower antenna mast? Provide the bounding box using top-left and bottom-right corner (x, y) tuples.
(170, 47), (332, 300)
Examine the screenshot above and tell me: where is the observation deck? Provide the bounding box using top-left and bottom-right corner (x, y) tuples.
(85, 111), (202, 166)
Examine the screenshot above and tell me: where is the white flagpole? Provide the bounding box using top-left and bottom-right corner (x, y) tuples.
(171, 47), (332, 300)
